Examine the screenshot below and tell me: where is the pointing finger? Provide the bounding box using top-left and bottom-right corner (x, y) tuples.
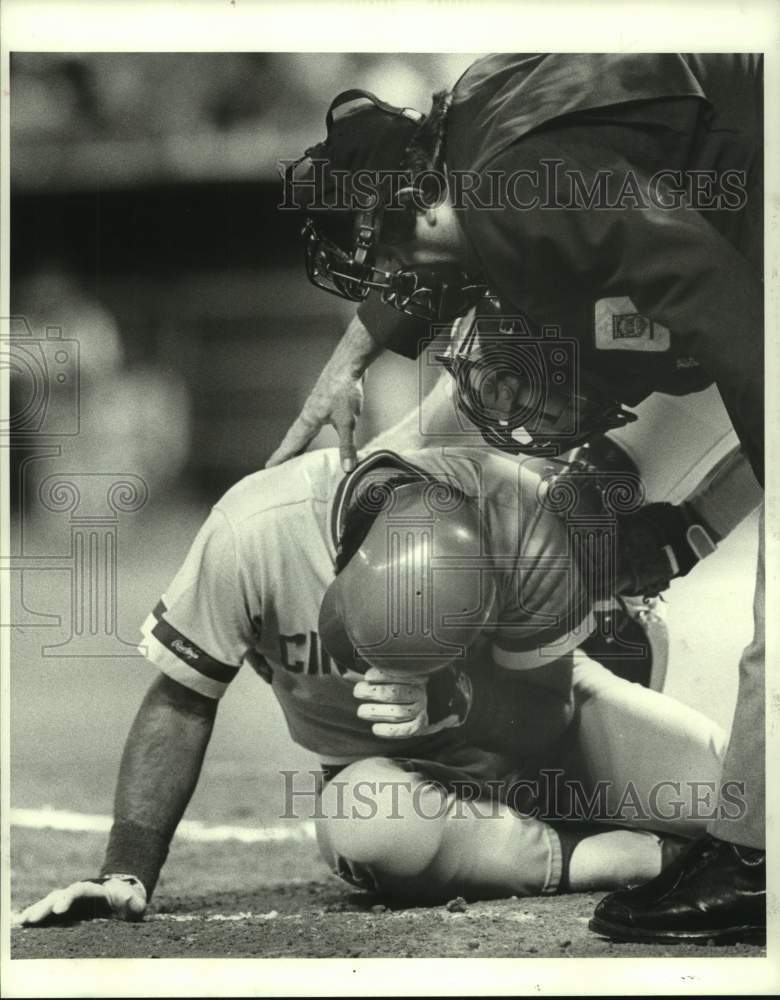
(335, 420), (357, 473)
(266, 415), (318, 468)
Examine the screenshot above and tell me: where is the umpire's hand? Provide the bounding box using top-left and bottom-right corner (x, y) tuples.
(265, 315), (381, 472)
(19, 875), (147, 925)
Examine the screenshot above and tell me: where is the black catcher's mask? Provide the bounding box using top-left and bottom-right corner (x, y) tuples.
(440, 297), (639, 457)
(286, 89), (486, 322)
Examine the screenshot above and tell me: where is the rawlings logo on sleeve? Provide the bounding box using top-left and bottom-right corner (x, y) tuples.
(150, 604), (239, 684)
(595, 297), (670, 352)
(171, 638), (200, 662)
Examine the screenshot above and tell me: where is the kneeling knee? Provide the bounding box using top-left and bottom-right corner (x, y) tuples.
(316, 757), (451, 895)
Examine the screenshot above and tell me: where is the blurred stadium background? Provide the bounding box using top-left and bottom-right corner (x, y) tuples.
(7, 53), (757, 917)
(10, 52), (480, 488)
(7, 52), (482, 835)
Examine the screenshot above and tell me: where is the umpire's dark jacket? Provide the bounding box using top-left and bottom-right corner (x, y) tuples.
(360, 54), (764, 482)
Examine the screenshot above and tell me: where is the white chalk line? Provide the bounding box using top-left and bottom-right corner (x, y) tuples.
(152, 911), (282, 923)
(10, 806), (316, 844)
(148, 910), (483, 924)
(9, 911), (285, 928)
(11, 909), (502, 928)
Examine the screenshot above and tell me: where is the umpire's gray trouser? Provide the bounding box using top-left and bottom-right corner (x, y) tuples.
(708, 506), (765, 849)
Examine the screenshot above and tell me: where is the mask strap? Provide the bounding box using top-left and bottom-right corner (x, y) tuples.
(325, 89), (424, 133)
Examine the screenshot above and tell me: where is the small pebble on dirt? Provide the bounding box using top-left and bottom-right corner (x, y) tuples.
(446, 897), (468, 913)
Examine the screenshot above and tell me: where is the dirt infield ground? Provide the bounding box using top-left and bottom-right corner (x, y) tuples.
(10, 829), (765, 960)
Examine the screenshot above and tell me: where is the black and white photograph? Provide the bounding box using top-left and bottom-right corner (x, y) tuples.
(1, 1), (778, 995)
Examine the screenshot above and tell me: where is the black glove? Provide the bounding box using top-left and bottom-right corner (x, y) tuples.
(617, 502), (718, 597)
(426, 664), (474, 727)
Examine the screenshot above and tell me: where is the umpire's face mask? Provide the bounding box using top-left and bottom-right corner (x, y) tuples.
(304, 216), (486, 321)
(289, 89), (487, 322)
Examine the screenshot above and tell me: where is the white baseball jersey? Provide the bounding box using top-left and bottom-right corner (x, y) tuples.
(140, 447), (591, 760)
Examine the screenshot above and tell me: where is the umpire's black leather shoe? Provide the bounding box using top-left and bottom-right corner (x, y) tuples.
(589, 834), (765, 944)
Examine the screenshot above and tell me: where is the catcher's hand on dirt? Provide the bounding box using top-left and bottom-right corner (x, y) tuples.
(353, 665), (473, 739)
(19, 875), (147, 926)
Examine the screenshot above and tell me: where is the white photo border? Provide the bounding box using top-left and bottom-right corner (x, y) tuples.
(1, 0), (778, 995)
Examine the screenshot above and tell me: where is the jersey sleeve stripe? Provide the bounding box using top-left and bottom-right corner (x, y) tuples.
(144, 602), (240, 684)
(139, 615), (229, 699)
(491, 612), (596, 671)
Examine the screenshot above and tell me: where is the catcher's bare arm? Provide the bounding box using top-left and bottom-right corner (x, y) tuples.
(20, 675), (216, 925)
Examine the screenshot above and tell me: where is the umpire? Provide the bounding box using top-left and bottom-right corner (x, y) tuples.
(271, 53), (765, 944)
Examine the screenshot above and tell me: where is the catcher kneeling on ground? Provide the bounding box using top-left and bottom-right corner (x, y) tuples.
(21, 446), (736, 924)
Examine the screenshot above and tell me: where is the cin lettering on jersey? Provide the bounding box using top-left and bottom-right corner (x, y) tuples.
(278, 631), (348, 676)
